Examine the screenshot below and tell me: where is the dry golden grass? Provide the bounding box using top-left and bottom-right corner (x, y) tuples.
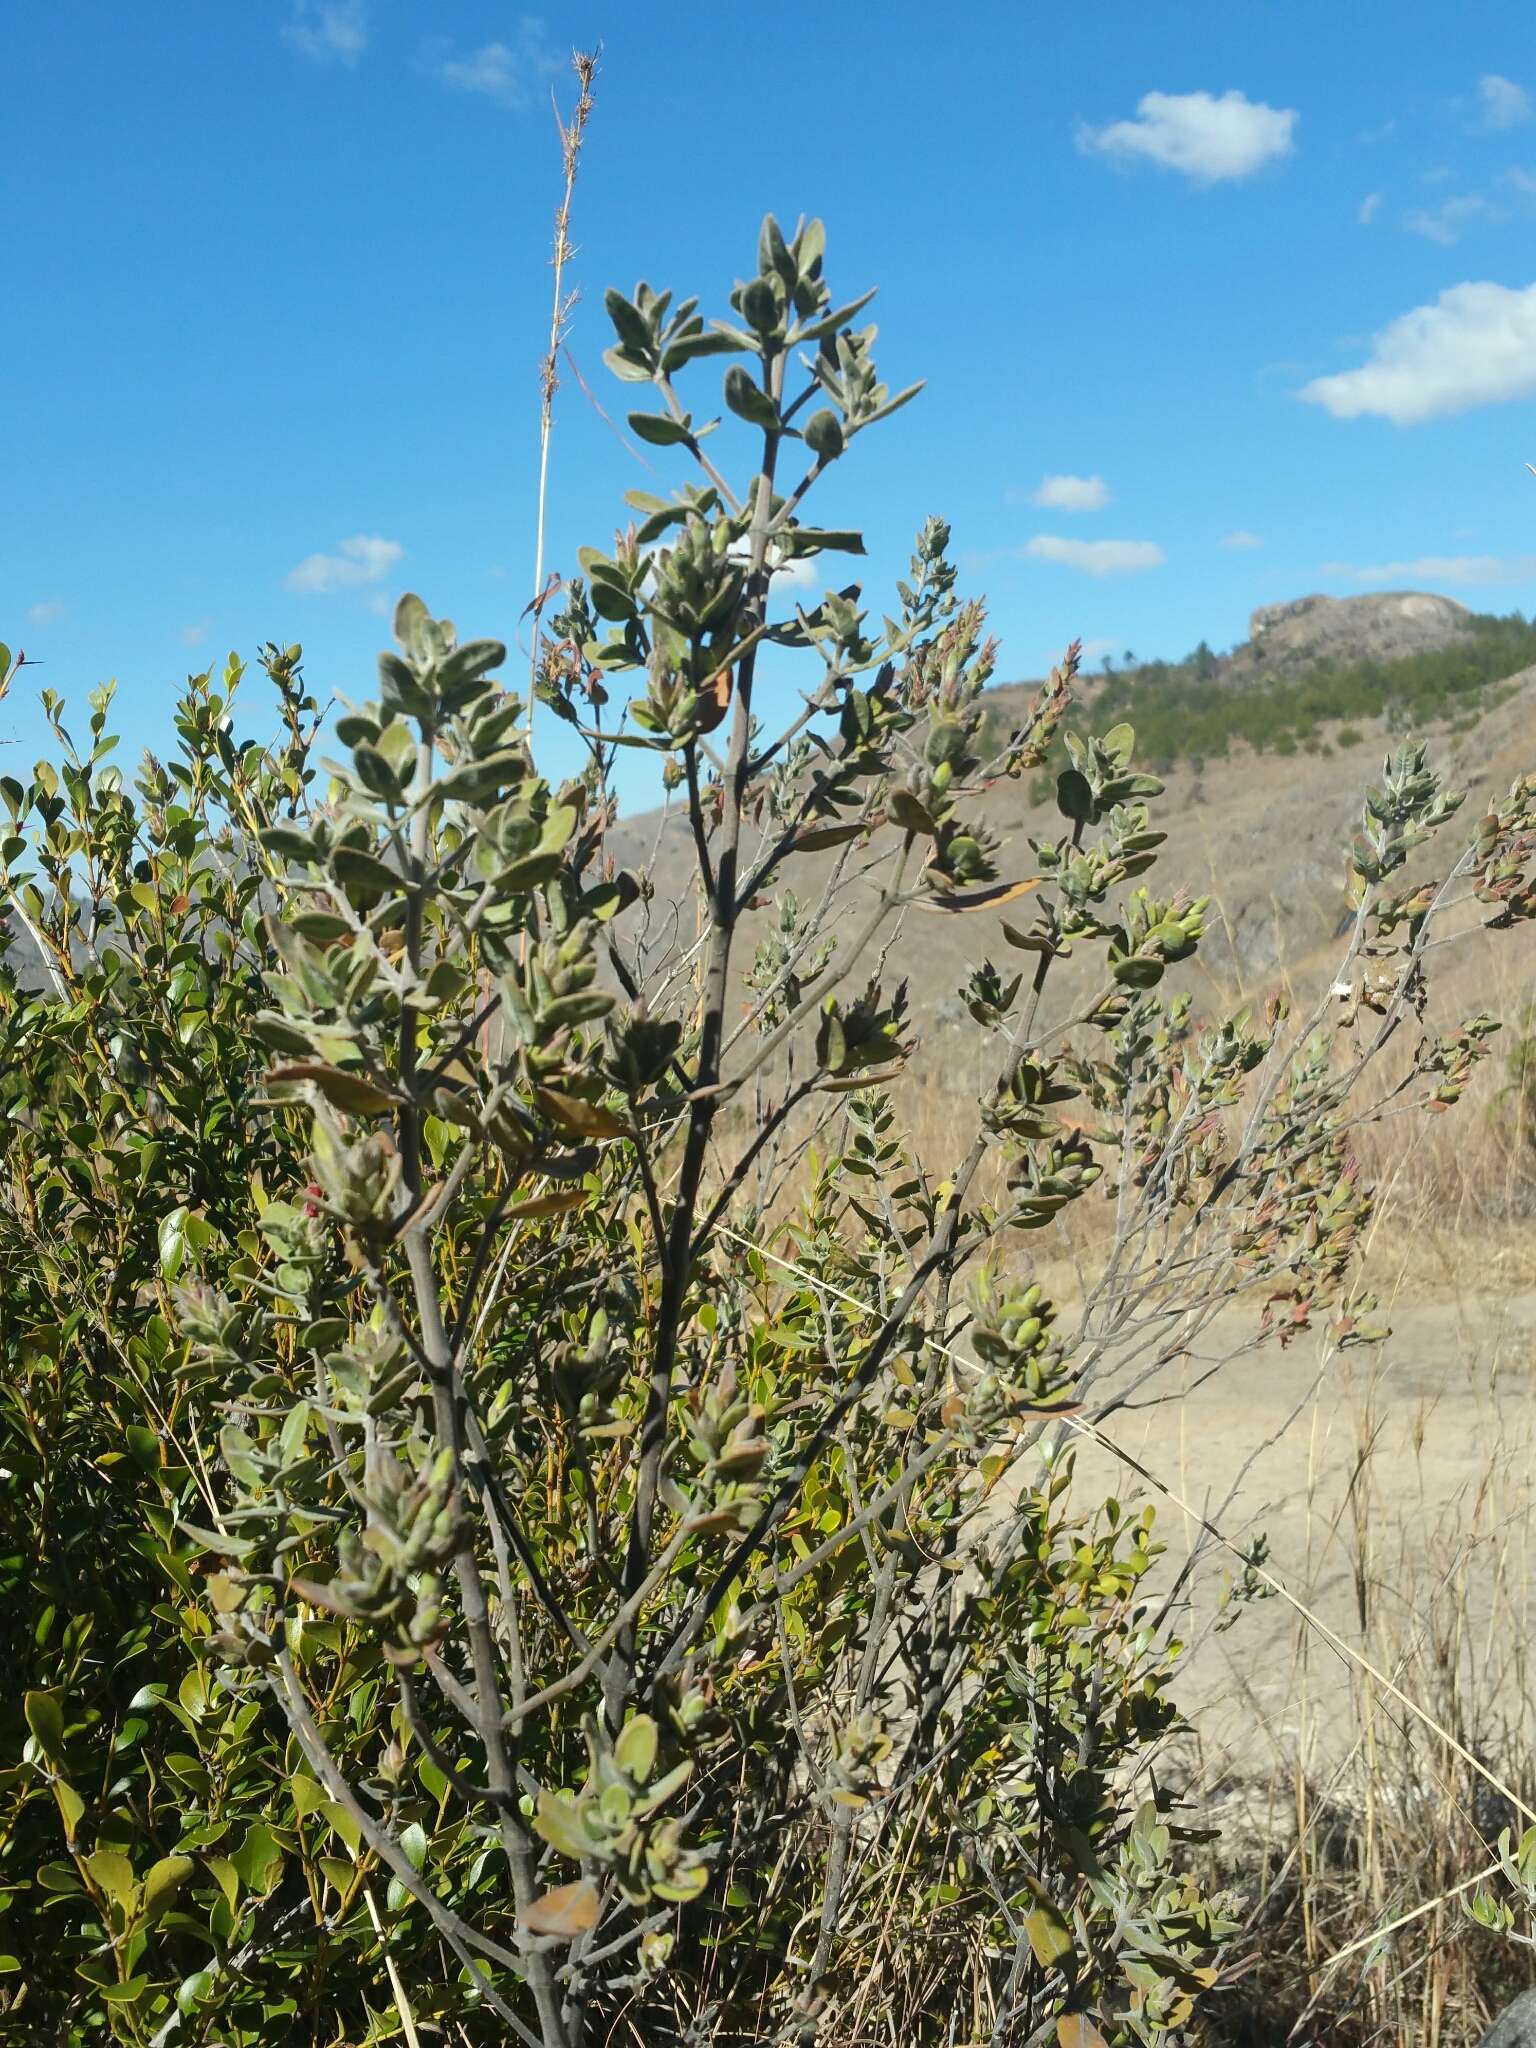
(706, 904), (1536, 2044)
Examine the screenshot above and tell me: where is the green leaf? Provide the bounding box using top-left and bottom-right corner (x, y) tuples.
(352, 742), (404, 800)
(803, 410), (846, 460)
(739, 276), (782, 335)
(289, 1773), (327, 1820)
(723, 365), (780, 432)
(604, 287), (652, 354)
(177, 1971), (215, 2014)
(100, 1979), (151, 2005)
(140, 1854), (195, 1922)
(1110, 953), (1164, 990)
(1024, 1901), (1074, 1970)
(202, 1856), (239, 1911)
(260, 824), (315, 864)
(437, 638), (506, 695)
(628, 411), (693, 447)
(661, 329), (747, 370)
(158, 1205), (190, 1280)
(393, 593), (432, 658)
(786, 527), (865, 555)
(331, 846), (402, 896)
(266, 1061), (397, 1116)
(535, 1788), (598, 1860)
(24, 1690), (65, 1759)
(887, 790), (935, 835)
(866, 380), (925, 427)
(1056, 768), (1094, 823)
(793, 289), (880, 343)
(178, 1666), (210, 1719)
(233, 1821), (285, 1897)
(613, 1714), (659, 1783)
(125, 1424), (161, 1472)
(52, 1780), (84, 1840)
(84, 1849), (137, 1908)
(400, 1820), (428, 1871)
(177, 1520), (259, 1558)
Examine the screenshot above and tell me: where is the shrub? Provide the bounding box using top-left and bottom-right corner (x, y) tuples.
(4, 220), (1536, 2047)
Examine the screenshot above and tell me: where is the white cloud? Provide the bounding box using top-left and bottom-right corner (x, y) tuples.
(284, 1), (367, 65)
(1026, 472), (1112, 512)
(1404, 192), (1500, 244)
(1220, 530), (1264, 550)
(286, 534), (404, 595)
(1077, 89), (1296, 184)
(726, 537), (820, 593)
(771, 556), (820, 591)
(180, 620), (211, 647)
(26, 599), (65, 627)
(1300, 281), (1536, 423)
(1024, 535), (1165, 577)
(1324, 552), (1536, 585)
(1479, 74), (1531, 130)
(432, 23), (559, 111)
(1358, 191), (1383, 225)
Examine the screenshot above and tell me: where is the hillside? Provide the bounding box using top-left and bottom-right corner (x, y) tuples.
(605, 590), (1536, 1019)
(986, 590), (1536, 771)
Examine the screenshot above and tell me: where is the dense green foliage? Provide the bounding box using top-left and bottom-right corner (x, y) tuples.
(3, 223), (1535, 2048)
(1034, 610), (1536, 771)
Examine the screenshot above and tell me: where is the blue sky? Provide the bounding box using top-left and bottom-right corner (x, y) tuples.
(7, 0), (1536, 799)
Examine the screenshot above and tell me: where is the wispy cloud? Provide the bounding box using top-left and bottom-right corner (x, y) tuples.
(1220, 530), (1264, 550)
(1019, 472), (1112, 512)
(1358, 191), (1383, 225)
(27, 599), (65, 627)
(1300, 280), (1536, 423)
(1024, 535), (1165, 577)
(283, 0), (368, 65)
(1323, 552), (1536, 586)
(430, 21), (560, 111)
(1404, 192), (1501, 244)
(286, 534), (403, 595)
(1077, 89), (1296, 184)
(1477, 74), (1531, 131)
(180, 620), (211, 647)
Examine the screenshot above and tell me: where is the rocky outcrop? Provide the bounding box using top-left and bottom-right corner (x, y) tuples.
(1479, 1989), (1536, 2047)
(1239, 591), (1473, 676)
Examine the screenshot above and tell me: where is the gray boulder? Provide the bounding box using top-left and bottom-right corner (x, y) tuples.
(1481, 1990), (1536, 2046)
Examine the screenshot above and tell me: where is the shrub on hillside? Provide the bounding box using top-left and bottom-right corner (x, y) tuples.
(4, 223), (1536, 2047)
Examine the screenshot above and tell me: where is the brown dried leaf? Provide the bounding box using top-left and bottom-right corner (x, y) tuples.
(521, 1878), (601, 1939)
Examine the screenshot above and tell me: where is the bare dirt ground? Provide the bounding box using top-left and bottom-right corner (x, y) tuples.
(1062, 1276), (1536, 1770)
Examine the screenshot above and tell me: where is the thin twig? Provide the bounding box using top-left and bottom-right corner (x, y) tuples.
(527, 49), (599, 742)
